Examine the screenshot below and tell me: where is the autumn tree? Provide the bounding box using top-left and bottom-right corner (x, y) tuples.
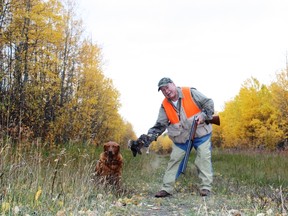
(0, 0), (64, 141)
(51, 40), (125, 145)
(270, 69), (288, 141)
(219, 77), (284, 149)
(0, 0), (136, 146)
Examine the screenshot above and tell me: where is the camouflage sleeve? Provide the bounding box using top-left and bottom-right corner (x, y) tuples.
(147, 104), (168, 138)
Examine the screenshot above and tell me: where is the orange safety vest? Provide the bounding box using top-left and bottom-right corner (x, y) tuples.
(162, 87), (201, 124)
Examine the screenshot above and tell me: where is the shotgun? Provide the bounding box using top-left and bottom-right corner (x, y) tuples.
(181, 116), (197, 174)
(181, 115), (220, 174)
(205, 115), (220, 126)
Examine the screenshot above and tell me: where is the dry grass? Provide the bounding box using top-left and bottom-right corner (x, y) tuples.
(0, 143), (287, 215)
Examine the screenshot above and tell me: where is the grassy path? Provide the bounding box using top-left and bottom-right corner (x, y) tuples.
(0, 144), (287, 215)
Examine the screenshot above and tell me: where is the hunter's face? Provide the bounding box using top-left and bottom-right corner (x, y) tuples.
(160, 83), (178, 101)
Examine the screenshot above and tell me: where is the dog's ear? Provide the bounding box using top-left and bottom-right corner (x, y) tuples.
(103, 142), (109, 151)
(114, 142), (119, 147)
(115, 144), (120, 154)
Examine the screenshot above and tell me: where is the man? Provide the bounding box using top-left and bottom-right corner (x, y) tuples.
(132, 77), (214, 198)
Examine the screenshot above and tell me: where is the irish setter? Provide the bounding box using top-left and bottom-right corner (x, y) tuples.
(94, 141), (123, 189)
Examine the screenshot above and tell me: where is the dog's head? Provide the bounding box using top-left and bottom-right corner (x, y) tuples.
(104, 141), (120, 157)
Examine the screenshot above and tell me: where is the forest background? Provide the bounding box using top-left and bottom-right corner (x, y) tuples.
(0, 0), (287, 151)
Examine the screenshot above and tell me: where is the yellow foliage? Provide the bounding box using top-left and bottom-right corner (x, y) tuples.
(57, 200), (64, 207)
(1, 201), (10, 213)
(218, 75), (287, 149)
(0, 0), (136, 147)
(150, 134), (173, 153)
(35, 186), (42, 201)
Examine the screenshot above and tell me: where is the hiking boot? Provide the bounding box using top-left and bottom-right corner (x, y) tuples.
(199, 189), (210, 197)
(155, 190), (171, 198)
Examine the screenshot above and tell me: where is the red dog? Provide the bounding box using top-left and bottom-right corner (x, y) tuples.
(95, 141), (123, 189)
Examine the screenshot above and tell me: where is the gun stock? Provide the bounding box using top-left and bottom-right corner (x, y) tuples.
(205, 115), (220, 126)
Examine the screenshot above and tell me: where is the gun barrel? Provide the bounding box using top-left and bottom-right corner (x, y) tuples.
(181, 117), (197, 174)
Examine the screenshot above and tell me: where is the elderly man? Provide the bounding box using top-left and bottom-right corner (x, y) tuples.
(132, 77), (215, 198)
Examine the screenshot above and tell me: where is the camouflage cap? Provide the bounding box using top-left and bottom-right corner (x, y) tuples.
(158, 77), (173, 91)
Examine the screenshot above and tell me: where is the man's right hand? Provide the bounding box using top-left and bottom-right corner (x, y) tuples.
(137, 134), (153, 147)
(129, 134), (157, 157)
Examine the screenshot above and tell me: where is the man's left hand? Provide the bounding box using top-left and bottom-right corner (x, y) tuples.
(196, 113), (205, 124)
